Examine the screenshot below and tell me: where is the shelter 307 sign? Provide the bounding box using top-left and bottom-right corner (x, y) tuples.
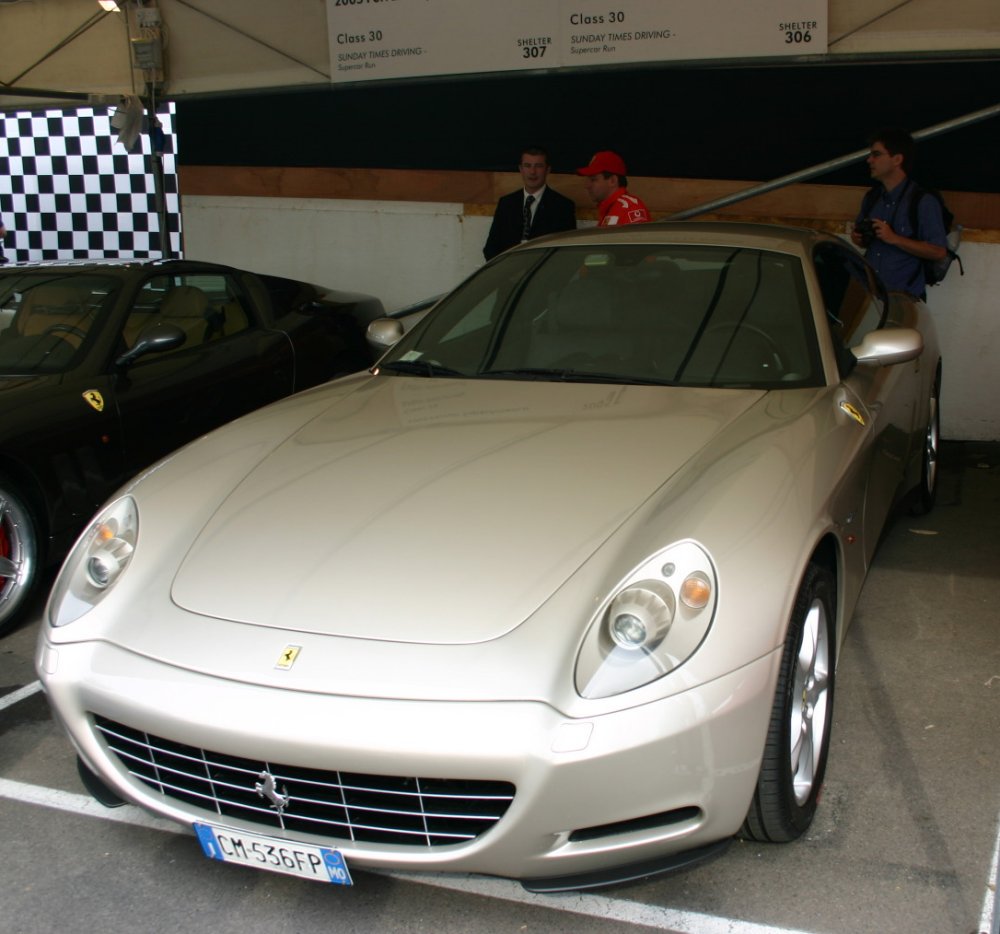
(327, 0), (827, 82)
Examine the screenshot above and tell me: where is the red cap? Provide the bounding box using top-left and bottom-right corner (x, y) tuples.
(577, 151), (627, 176)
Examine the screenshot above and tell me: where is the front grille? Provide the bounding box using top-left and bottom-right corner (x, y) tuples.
(94, 716), (515, 848)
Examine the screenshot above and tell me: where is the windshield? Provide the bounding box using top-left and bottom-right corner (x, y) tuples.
(0, 273), (120, 374)
(378, 244), (822, 389)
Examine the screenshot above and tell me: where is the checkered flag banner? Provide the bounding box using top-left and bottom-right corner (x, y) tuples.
(0, 103), (181, 263)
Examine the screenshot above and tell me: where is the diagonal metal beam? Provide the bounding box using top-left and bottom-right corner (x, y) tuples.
(172, 0), (330, 80)
(1, 10), (114, 88)
(668, 102), (1000, 220)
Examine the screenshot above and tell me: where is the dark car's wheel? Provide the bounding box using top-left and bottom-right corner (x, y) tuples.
(909, 377), (940, 516)
(741, 563), (835, 843)
(0, 481), (39, 637)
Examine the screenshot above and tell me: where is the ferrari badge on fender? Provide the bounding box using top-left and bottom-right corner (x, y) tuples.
(839, 400), (866, 426)
(82, 390), (104, 412)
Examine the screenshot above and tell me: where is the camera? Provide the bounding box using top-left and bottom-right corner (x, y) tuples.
(855, 218), (876, 247)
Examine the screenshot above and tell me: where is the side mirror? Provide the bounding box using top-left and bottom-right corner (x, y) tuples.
(852, 327), (923, 367)
(366, 317), (406, 350)
(115, 323), (186, 368)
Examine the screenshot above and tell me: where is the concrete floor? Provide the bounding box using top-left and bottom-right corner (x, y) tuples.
(1, 441), (998, 934)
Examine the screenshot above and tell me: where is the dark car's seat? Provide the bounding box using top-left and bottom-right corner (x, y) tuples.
(156, 285), (211, 345)
(15, 285), (91, 348)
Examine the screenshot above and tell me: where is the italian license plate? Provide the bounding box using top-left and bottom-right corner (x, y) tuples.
(194, 822), (353, 885)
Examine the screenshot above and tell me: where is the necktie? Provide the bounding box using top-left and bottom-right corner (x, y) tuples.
(522, 194), (535, 241)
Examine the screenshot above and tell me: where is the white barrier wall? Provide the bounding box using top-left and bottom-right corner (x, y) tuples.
(181, 196), (482, 312)
(181, 194), (998, 441)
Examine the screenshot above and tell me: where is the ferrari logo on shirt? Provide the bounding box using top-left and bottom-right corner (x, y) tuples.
(82, 390), (104, 412)
(839, 401), (866, 426)
(275, 645), (302, 670)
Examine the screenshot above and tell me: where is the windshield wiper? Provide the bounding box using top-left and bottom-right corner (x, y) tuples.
(378, 359), (465, 378)
(482, 367), (675, 386)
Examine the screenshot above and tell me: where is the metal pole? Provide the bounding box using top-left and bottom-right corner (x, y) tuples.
(667, 102), (1000, 220)
(144, 96), (173, 259)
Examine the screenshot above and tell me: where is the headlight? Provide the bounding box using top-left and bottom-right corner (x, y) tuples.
(48, 496), (138, 627)
(575, 541), (717, 699)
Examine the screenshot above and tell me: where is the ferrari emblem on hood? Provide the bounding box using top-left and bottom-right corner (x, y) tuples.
(275, 645), (301, 670)
(82, 390), (105, 412)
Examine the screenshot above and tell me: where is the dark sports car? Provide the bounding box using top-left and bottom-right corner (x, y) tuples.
(0, 260), (383, 634)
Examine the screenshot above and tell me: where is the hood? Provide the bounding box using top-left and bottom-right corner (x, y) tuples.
(171, 376), (763, 643)
(0, 373), (56, 392)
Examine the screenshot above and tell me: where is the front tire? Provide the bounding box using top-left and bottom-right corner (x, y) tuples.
(741, 563), (835, 842)
(0, 480), (39, 637)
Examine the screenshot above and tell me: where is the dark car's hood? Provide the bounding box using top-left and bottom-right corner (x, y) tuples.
(0, 373), (56, 392)
(170, 376), (764, 643)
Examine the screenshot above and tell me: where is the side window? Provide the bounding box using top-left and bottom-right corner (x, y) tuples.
(123, 273), (252, 352)
(813, 244), (886, 374)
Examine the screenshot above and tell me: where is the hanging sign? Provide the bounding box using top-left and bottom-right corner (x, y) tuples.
(328, 0), (826, 83)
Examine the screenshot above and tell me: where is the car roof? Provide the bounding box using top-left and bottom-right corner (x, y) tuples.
(519, 220), (835, 255)
(0, 258), (231, 275)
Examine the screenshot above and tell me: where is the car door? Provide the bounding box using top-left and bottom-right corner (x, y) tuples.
(109, 269), (296, 477)
(813, 243), (913, 560)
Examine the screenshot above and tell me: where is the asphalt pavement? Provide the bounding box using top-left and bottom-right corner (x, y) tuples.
(2, 442), (998, 934)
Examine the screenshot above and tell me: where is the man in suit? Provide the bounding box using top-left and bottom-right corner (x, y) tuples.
(483, 147), (577, 260)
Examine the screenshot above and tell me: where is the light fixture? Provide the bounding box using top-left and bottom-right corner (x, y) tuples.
(98, 1), (121, 12)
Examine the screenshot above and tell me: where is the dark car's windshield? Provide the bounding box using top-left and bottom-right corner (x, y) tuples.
(0, 274), (121, 374)
(378, 244), (823, 389)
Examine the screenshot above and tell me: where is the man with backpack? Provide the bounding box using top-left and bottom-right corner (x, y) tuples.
(851, 127), (948, 299)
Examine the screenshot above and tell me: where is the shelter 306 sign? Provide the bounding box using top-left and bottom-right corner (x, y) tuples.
(327, 0), (827, 82)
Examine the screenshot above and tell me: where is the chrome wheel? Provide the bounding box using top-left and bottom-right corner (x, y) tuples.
(922, 393), (939, 499)
(910, 379), (940, 516)
(741, 562), (836, 843)
(0, 483), (38, 635)
(790, 597), (831, 806)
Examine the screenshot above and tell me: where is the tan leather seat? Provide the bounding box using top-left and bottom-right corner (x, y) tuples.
(157, 285), (211, 345)
(16, 285), (91, 348)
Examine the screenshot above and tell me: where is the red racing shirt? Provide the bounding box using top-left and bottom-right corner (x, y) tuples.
(598, 187), (651, 226)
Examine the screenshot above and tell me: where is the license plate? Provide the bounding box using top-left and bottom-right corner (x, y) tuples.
(194, 822), (353, 885)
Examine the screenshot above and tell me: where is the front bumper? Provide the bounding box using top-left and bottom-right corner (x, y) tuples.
(38, 635), (779, 884)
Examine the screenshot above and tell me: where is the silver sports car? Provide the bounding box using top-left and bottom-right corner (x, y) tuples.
(37, 223), (940, 892)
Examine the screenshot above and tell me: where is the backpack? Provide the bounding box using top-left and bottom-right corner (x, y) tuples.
(861, 182), (964, 287)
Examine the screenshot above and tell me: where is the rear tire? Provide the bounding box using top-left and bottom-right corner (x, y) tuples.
(0, 480), (39, 637)
(909, 377), (940, 516)
(741, 563), (835, 842)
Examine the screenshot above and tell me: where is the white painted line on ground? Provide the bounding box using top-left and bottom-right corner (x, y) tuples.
(980, 813), (999, 934)
(0, 777), (178, 833)
(386, 871), (817, 934)
(0, 775), (814, 934)
(0, 679), (42, 711)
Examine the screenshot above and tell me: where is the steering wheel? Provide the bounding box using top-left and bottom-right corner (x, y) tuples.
(43, 323), (87, 340)
(704, 322), (786, 376)
(645, 319), (700, 379)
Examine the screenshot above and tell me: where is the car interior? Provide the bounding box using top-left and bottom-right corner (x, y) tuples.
(395, 245), (824, 389)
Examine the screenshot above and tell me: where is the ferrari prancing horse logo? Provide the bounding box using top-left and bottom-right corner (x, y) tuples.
(82, 389), (104, 412)
(839, 400), (866, 427)
(275, 645), (302, 670)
